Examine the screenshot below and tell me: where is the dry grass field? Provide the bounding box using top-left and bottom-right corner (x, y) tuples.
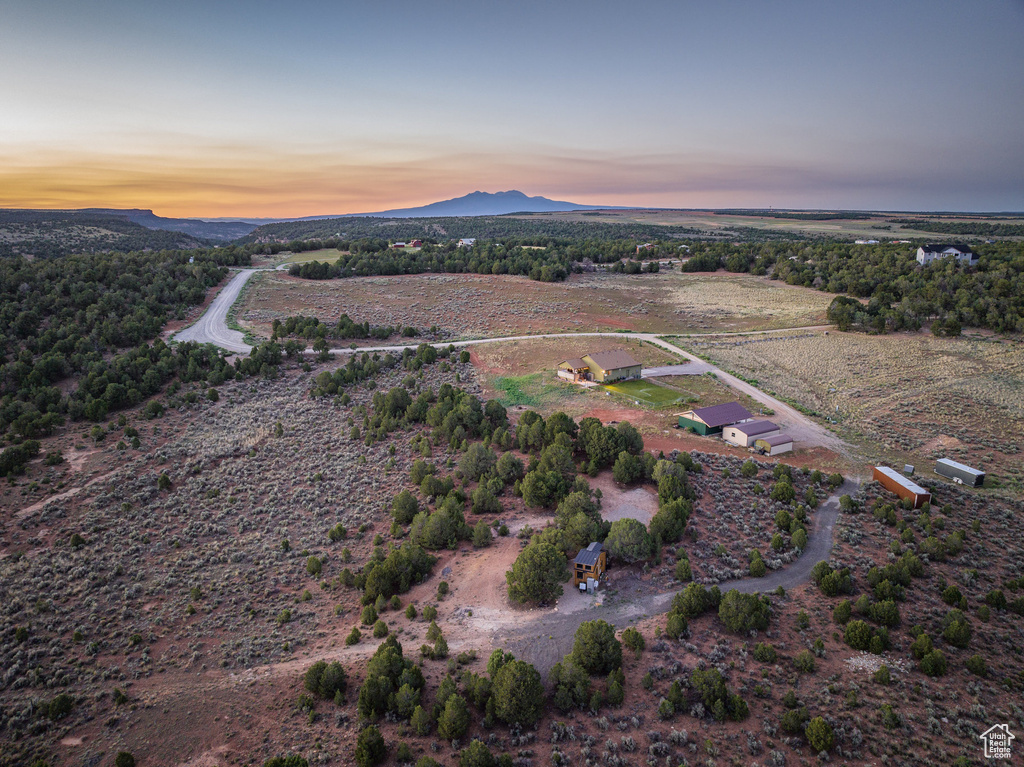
(687, 330), (1024, 488)
(514, 209), (1024, 240)
(235, 269), (832, 340)
(279, 247), (348, 264)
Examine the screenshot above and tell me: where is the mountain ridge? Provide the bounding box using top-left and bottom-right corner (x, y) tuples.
(303, 190), (614, 219)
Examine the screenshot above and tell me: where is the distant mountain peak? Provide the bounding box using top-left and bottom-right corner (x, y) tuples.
(325, 190), (612, 219)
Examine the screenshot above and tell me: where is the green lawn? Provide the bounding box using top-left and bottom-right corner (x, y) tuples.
(280, 248), (346, 264)
(492, 373), (592, 410)
(603, 379), (684, 407)
(492, 374), (543, 407)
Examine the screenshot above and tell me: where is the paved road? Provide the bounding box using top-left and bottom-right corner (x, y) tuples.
(172, 269), (255, 353)
(642, 363), (714, 377)
(501, 477), (859, 674)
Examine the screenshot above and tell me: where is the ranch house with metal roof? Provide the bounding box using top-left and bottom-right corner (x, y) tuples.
(557, 350), (641, 384)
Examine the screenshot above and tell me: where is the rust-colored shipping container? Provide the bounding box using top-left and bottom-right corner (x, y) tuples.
(872, 466), (931, 508)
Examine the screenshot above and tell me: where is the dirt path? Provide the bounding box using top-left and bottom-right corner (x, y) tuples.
(15, 467), (118, 521)
(104, 478), (857, 724)
(501, 478), (859, 674)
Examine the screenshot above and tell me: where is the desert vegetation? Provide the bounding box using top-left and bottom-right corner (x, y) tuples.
(682, 239), (1024, 334)
(2, 225), (1022, 767)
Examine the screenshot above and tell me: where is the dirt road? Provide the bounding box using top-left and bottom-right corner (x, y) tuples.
(175, 273), (848, 455)
(501, 478), (858, 674)
(641, 335), (849, 454)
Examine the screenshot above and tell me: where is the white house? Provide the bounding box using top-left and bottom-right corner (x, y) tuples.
(457, 238), (476, 247)
(916, 243), (977, 266)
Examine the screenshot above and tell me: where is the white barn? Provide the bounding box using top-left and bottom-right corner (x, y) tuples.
(722, 420), (780, 448)
(916, 243), (976, 266)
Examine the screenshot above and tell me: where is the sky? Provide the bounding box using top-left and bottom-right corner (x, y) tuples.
(1, 0), (1023, 217)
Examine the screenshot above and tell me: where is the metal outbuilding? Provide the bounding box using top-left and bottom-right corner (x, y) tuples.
(723, 420), (780, 447)
(872, 466), (931, 508)
(676, 402), (753, 435)
(935, 458), (985, 487)
(755, 433), (794, 455)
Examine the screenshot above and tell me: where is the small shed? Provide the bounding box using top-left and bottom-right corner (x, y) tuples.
(935, 458), (985, 487)
(582, 351), (641, 383)
(873, 466), (931, 508)
(573, 542), (607, 587)
(723, 420), (780, 447)
(754, 433), (793, 455)
(676, 402), (753, 435)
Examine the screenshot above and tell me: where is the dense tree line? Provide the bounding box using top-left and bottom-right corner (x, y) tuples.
(681, 240), (1024, 333)
(271, 314), (414, 342)
(0, 210), (213, 258)
(0, 247), (251, 440)
(285, 238), (692, 283)
(715, 209), (872, 221)
(889, 219), (1024, 237)
(239, 215), (709, 246)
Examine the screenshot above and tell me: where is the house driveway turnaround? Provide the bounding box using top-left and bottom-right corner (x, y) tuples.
(499, 478), (858, 674)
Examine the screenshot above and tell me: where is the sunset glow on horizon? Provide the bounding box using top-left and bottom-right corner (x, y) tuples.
(3, 0), (1023, 217)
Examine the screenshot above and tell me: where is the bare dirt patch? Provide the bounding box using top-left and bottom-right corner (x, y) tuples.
(589, 473), (658, 524)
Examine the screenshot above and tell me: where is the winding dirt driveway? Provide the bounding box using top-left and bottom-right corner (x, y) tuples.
(167, 272), (861, 676)
(501, 477), (859, 673)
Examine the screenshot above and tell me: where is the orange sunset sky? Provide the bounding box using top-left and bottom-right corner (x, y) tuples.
(2, 0), (1023, 218)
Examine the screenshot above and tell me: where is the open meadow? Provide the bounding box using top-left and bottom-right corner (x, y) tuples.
(235, 269), (833, 341)
(683, 330), (1024, 489)
(513, 209), (1024, 241)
